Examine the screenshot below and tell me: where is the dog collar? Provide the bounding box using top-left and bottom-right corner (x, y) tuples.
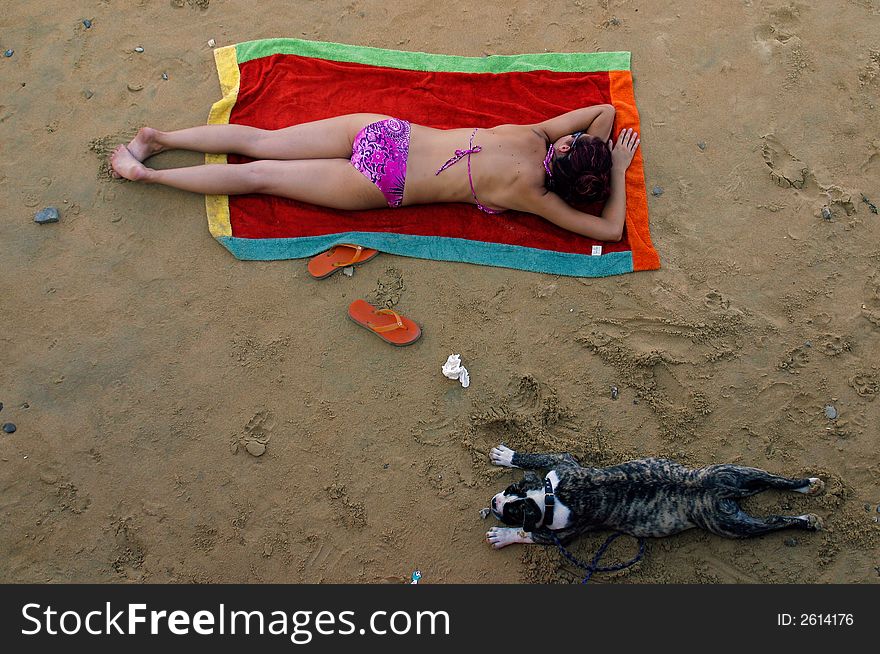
(543, 476), (556, 527)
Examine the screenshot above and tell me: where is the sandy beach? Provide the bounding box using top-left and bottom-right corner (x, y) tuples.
(1, 0), (878, 584)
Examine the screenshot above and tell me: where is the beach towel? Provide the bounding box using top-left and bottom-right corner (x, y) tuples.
(207, 38), (659, 277)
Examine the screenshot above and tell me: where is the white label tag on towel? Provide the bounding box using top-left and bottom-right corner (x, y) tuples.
(591, 245), (603, 256)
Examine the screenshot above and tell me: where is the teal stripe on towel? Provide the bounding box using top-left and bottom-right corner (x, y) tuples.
(216, 234), (634, 278)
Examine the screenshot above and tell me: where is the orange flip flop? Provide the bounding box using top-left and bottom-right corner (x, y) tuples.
(347, 299), (422, 347)
(307, 244), (379, 279)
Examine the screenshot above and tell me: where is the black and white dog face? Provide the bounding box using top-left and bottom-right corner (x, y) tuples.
(490, 472), (545, 531)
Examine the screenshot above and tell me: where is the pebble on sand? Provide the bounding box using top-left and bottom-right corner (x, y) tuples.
(161, 72), (168, 80)
(611, 385), (619, 400)
(651, 185), (664, 196)
(34, 207), (60, 224)
(134, 46), (144, 53)
(4, 49), (13, 58)
(697, 141), (707, 150)
(821, 206), (833, 220)
(2, 423), (16, 434)
(83, 19), (92, 28)
(824, 405), (838, 420)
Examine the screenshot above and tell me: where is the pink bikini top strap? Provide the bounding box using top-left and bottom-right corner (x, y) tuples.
(435, 129), (503, 214)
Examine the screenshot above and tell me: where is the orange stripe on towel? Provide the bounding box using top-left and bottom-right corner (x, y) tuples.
(609, 70), (659, 272)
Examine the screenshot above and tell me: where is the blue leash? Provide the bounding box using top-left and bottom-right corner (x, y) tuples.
(550, 532), (646, 584)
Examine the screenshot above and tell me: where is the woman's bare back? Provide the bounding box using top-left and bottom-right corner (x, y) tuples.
(403, 123), (549, 210)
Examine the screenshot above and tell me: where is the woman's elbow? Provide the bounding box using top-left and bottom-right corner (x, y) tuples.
(603, 224), (624, 242)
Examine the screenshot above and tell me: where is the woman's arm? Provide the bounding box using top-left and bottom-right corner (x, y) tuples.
(535, 104), (616, 142)
(514, 128), (640, 241)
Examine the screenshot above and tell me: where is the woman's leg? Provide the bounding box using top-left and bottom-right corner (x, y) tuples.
(125, 113), (390, 162)
(110, 145), (388, 210)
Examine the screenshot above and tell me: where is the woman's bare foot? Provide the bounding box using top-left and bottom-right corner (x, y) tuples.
(127, 127), (165, 162)
(109, 145), (151, 182)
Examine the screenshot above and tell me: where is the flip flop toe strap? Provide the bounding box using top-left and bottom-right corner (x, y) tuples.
(368, 308), (407, 333)
(332, 244), (367, 268)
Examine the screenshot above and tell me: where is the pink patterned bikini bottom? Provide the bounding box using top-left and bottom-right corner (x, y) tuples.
(350, 118), (411, 208)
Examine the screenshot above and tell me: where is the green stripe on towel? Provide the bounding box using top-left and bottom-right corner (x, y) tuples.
(234, 37), (630, 73)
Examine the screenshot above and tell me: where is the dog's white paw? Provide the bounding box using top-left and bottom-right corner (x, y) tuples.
(489, 444), (517, 468)
(486, 527), (532, 549)
(800, 514), (823, 531)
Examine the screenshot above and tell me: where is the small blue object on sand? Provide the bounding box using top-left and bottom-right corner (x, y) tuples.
(35, 207), (60, 224)
(410, 570), (421, 584)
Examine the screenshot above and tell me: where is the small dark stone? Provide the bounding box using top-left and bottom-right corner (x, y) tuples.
(21, 402), (29, 409)
(4, 49), (13, 58)
(824, 405), (838, 420)
(804, 341), (812, 348)
(161, 72), (168, 80)
(83, 89), (94, 99)
(383, 463), (389, 469)
(34, 207), (60, 224)
(610, 386), (619, 400)
(821, 206), (832, 220)
(783, 537), (798, 547)
(876, 505), (880, 513)
(633, 398), (639, 405)
(697, 141), (707, 151)
(2, 423), (16, 434)
(83, 19), (92, 28)
(651, 185), (664, 197)
(0, 402), (3, 412)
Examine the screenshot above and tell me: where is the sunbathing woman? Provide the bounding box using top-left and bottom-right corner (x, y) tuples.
(109, 104), (640, 242)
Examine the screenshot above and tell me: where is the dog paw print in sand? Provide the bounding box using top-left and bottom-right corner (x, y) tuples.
(753, 4), (801, 46)
(232, 410), (275, 457)
(369, 267), (405, 308)
(849, 374), (878, 399)
(471, 375), (575, 447)
(858, 49), (880, 89)
(111, 518), (146, 577)
(761, 134), (809, 189)
(703, 290), (730, 312)
(860, 272), (880, 329)
(819, 334), (851, 357)
(778, 343), (810, 373)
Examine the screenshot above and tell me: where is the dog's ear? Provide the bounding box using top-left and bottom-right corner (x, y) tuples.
(521, 498), (542, 532)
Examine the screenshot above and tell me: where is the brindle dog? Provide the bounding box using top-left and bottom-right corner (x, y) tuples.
(486, 444), (824, 549)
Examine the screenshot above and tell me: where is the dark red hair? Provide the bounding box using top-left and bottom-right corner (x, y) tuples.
(548, 135), (612, 203)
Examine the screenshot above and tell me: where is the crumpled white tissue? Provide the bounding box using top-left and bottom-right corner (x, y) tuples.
(442, 354), (470, 388)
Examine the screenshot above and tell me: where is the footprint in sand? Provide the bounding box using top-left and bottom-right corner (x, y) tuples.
(849, 374), (878, 399)
(704, 290), (730, 311)
(232, 410), (274, 457)
(370, 267), (405, 308)
(779, 344), (810, 373)
(761, 134), (809, 189)
(820, 334), (851, 357)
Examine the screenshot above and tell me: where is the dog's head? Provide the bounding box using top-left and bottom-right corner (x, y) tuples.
(490, 471), (545, 531)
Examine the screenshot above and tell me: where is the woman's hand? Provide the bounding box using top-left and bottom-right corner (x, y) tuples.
(608, 128), (640, 172)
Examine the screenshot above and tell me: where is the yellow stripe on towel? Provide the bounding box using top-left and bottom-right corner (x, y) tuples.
(205, 45), (240, 239)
